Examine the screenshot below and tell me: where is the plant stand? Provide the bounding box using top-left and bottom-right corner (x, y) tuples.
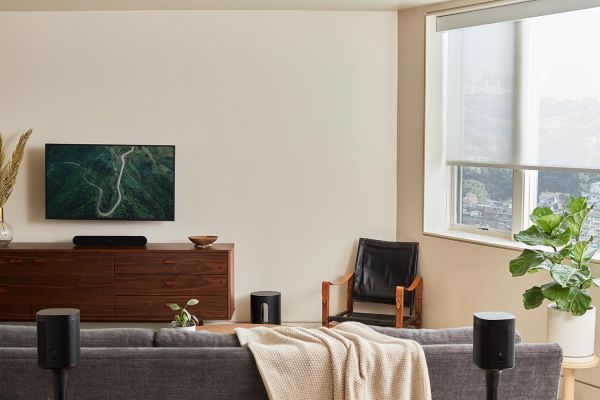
(561, 356), (599, 400)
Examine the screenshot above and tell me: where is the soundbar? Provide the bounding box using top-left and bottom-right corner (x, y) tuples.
(72, 236), (147, 247)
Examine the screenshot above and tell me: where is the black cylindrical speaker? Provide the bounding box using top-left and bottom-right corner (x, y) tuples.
(251, 291), (281, 324)
(473, 311), (516, 371)
(37, 308), (81, 369)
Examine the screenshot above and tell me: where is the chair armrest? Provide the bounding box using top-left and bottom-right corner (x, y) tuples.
(322, 272), (355, 327)
(395, 276), (423, 328)
(405, 275), (422, 292)
(325, 272), (354, 286)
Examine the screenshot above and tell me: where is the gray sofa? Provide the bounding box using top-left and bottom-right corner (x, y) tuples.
(0, 325), (561, 399)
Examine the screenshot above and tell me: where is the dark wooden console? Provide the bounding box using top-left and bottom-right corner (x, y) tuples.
(0, 243), (234, 322)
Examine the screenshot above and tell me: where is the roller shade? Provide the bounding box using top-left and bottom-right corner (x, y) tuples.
(444, 4), (600, 172)
(436, 0), (600, 32)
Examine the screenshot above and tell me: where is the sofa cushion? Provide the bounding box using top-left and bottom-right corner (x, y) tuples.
(370, 326), (522, 345)
(0, 326), (155, 348)
(155, 328), (241, 347)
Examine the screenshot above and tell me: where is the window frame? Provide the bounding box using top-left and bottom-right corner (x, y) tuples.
(423, 6), (593, 248)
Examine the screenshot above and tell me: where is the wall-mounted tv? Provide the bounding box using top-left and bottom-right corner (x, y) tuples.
(45, 144), (175, 221)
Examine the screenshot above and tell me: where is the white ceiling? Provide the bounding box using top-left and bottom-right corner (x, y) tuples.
(0, 0), (449, 12)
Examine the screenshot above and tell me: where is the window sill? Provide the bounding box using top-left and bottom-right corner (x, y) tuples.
(423, 229), (600, 266)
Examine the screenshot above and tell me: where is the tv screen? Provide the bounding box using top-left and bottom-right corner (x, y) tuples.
(45, 144), (175, 221)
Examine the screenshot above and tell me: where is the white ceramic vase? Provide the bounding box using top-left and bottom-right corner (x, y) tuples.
(547, 304), (596, 363)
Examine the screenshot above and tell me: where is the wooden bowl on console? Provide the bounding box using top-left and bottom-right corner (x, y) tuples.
(188, 235), (218, 248)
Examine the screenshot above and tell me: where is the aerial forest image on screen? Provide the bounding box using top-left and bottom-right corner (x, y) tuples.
(46, 144), (175, 220)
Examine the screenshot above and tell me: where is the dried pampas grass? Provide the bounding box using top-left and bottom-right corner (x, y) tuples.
(0, 129), (32, 207)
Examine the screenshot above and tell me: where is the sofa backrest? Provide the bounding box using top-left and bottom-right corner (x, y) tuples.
(0, 326), (155, 348)
(0, 343), (561, 400)
(155, 328), (240, 347)
(0, 325), (522, 348)
(370, 326), (523, 345)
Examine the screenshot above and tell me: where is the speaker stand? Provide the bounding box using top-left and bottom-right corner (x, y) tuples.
(53, 369), (68, 400)
(485, 370), (501, 400)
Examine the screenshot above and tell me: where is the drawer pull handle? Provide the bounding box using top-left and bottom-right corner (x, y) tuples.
(34, 258), (48, 263)
(8, 259), (24, 264)
(165, 280), (178, 286)
(164, 259), (178, 264)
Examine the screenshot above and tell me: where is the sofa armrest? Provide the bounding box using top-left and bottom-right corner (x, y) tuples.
(423, 343), (562, 400)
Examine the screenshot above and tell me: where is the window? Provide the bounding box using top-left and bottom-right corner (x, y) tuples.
(424, 1), (600, 241)
(457, 167), (513, 232)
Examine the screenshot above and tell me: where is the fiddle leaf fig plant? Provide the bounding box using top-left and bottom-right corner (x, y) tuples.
(510, 197), (600, 316)
(166, 298), (200, 327)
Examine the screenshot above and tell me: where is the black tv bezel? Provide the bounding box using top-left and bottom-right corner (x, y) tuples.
(45, 143), (175, 222)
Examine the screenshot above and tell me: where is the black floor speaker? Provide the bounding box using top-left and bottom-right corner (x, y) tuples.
(473, 311), (516, 400)
(73, 235), (147, 247)
(37, 308), (81, 400)
(250, 291), (282, 325)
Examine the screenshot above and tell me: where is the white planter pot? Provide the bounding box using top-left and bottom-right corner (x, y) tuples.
(177, 325), (197, 332)
(547, 304), (596, 363)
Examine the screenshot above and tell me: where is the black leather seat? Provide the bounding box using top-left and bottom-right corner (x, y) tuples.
(321, 238), (422, 328)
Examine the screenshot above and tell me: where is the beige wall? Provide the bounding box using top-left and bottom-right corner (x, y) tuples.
(398, 0), (600, 395)
(0, 10), (398, 323)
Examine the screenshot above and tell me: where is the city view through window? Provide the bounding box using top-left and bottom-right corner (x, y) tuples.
(460, 168), (600, 239)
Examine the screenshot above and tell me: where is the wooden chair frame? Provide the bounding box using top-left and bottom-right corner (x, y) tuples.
(321, 273), (422, 328)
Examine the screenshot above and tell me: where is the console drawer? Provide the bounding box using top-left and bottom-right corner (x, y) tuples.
(29, 253), (115, 320)
(0, 254), (29, 319)
(115, 274), (228, 296)
(115, 253), (227, 275)
(115, 295), (228, 320)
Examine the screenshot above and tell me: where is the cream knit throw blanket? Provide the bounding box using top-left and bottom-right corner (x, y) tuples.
(235, 322), (431, 400)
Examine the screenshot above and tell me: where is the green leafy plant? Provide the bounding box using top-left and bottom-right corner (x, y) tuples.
(510, 197), (600, 316)
(166, 298), (200, 327)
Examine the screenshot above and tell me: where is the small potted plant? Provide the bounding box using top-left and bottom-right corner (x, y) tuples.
(166, 298), (200, 331)
(510, 197), (600, 363)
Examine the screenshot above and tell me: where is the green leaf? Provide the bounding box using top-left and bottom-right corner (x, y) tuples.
(564, 209), (591, 238)
(541, 282), (569, 301)
(166, 303), (181, 311)
(530, 207), (553, 224)
(514, 225), (551, 246)
(564, 197), (588, 215)
(544, 246), (571, 264)
(546, 226), (572, 249)
(557, 288), (592, 316)
(593, 278), (600, 287)
(527, 265), (551, 274)
(514, 224), (572, 248)
(523, 286), (544, 310)
(562, 198), (592, 239)
(550, 264), (590, 287)
(570, 240), (590, 265)
(582, 241), (598, 264)
(536, 213), (562, 234)
(509, 249), (546, 276)
(186, 298), (199, 306)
